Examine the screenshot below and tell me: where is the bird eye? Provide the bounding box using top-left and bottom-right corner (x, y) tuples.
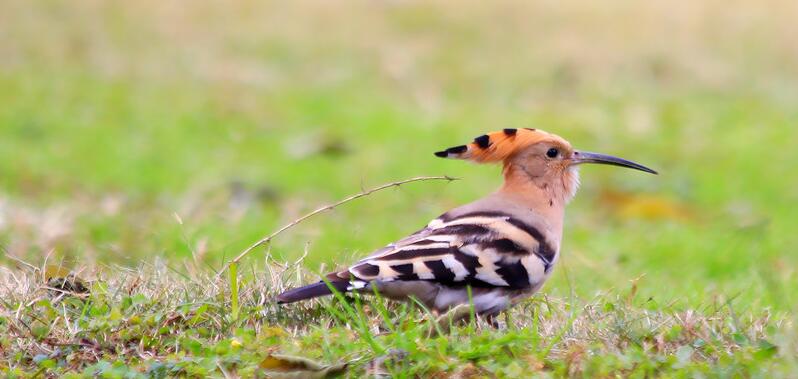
(546, 148), (559, 158)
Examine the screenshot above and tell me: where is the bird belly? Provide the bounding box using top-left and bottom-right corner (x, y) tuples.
(375, 281), (529, 316)
(435, 286), (513, 316)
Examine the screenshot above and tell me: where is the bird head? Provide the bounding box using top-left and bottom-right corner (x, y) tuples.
(435, 128), (657, 203)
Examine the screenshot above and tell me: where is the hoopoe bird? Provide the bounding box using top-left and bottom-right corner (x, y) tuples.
(276, 128), (656, 321)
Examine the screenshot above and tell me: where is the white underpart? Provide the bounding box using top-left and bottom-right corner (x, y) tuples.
(471, 290), (511, 315)
(433, 287), (510, 315)
(433, 287), (465, 310)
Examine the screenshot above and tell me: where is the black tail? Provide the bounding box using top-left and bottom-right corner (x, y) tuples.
(275, 280), (351, 304)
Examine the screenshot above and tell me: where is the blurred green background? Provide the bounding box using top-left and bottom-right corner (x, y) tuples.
(1, 1), (796, 311)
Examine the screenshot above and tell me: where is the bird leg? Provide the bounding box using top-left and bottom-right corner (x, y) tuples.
(425, 304), (473, 337)
(483, 314), (499, 329)
(425, 306), (505, 336)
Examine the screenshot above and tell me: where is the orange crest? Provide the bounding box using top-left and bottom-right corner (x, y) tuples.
(435, 128), (557, 164)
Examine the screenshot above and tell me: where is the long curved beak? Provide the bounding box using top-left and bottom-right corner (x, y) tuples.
(573, 151), (658, 174)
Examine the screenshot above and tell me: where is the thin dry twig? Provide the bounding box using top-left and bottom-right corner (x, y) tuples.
(5, 254), (38, 272)
(217, 175), (457, 278)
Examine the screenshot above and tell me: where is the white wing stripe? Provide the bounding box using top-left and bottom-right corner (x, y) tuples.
(368, 242), (451, 259)
(434, 216), (540, 249)
(521, 255), (546, 285)
(474, 249), (509, 286)
(441, 255), (470, 281)
(414, 261), (435, 279)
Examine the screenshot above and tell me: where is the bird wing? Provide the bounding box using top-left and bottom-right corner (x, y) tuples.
(342, 210), (557, 291)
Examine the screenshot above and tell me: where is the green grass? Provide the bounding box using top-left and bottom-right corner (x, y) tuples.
(1, 1), (797, 377)
(0, 262), (788, 377)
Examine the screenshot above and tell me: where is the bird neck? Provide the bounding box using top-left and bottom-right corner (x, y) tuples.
(498, 164), (568, 239)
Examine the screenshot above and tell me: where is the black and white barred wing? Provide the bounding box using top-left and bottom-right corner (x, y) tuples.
(348, 212), (557, 290)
